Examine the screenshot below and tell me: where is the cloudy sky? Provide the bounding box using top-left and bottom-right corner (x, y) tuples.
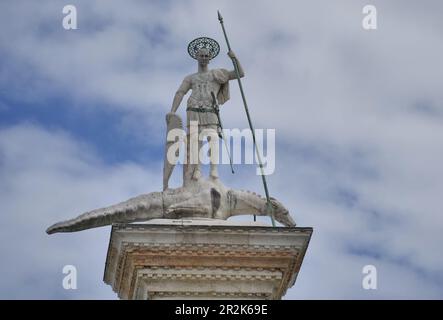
(1, 0), (442, 299)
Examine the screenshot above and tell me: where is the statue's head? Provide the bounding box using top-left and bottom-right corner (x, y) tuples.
(196, 48), (211, 66)
(270, 197), (296, 227)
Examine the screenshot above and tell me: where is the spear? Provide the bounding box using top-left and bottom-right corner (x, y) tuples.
(211, 91), (235, 174)
(217, 10), (276, 226)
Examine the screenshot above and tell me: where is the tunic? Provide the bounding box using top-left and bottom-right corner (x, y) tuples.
(184, 68), (230, 127)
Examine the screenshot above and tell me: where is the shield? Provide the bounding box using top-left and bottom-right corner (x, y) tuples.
(163, 112), (184, 190)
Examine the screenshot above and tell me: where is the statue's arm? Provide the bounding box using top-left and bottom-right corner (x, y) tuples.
(170, 77), (191, 113)
(227, 50), (245, 80)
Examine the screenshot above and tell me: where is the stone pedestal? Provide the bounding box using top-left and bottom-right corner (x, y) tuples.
(103, 219), (312, 300)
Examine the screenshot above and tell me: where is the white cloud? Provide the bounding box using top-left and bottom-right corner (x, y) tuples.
(0, 123), (161, 298)
(1, 0), (442, 299)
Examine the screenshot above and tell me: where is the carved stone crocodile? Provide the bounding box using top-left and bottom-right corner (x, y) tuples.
(46, 178), (295, 234)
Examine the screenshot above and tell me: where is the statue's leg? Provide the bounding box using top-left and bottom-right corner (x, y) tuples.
(207, 126), (219, 179)
(190, 124), (202, 180)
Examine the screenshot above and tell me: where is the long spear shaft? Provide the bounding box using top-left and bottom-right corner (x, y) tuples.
(211, 91), (235, 174)
(217, 10), (275, 227)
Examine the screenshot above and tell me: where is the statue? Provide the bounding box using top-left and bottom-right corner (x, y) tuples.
(165, 37), (243, 188)
(46, 35), (296, 235)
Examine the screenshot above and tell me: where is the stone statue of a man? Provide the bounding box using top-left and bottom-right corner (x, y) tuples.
(167, 37), (244, 184)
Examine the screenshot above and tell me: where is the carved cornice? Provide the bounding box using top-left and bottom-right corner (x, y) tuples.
(104, 223), (313, 300)
(138, 267), (283, 282)
(111, 223), (313, 235)
(148, 291), (272, 299)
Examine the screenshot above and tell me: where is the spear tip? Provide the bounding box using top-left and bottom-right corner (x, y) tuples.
(217, 10), (223, 22)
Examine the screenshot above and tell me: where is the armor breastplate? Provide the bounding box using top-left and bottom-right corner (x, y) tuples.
(187, 71), (221, 108)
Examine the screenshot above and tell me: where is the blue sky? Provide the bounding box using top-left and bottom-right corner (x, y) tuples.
(1, 0), (443, 299)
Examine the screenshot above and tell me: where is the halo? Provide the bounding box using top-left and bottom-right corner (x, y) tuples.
(187, 37), (220, 60)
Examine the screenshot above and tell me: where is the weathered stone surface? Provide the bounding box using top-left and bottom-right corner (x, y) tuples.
(46, 178), (295, 234)
(104, 219), (313, 300)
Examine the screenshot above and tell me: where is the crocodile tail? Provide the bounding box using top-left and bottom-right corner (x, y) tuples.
(46, 193), (161, 234)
